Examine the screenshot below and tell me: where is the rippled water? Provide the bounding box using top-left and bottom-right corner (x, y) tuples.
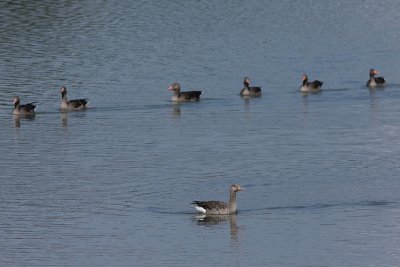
(1, 0), (400, 266)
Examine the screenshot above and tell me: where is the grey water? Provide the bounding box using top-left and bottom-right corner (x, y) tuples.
(1, 0), (400, 266)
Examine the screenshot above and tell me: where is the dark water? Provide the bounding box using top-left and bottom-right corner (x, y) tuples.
(1, 0), (400, 266)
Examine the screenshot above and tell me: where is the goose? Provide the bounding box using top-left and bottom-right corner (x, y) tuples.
(168, 83), (202, 101)
(300, 74), (323, 92)
(240, 77), (261, 97)
(191, 184), (244, 215)
(60, 86), (88, 110)
(12, 96), (36, 115)
(366, 68), (386, 87)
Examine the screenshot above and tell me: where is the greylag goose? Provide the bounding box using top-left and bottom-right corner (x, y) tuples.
(366, 68), (386, 87)
(168, 83), (202, 102)
(60, 86), (88, 110)
(191, 184), (244, 215)
(300, 74), (323, 92)
(240, 77), (261, 97)
(12, 96), (36, 115)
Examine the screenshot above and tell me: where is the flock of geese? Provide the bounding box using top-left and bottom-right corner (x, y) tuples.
(12, 68), (386, 117)
(191, 68), (385, 215)
(168, 68), (385, 103)
(11, 68), (387, 215)
(13, 86), (88, 115)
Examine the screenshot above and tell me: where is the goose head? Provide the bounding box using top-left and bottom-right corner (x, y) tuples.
(168, 83), (181, 94)
(13, 96), (20, 106)
(243, 77), (251, 87)
(369, 69), (379, 77)
(230, 184), (244, 192)
(60, 86), (67, 98)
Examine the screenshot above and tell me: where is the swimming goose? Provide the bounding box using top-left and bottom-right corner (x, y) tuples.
(12, 96), (36, 115)
(168, 83), (202, 101)
(240, 77), (261, 97)
(300, 74), (323, 92)
(366, 68), (386, 87)
(60, 86), (88, 110)
(191, 184), (244, 215)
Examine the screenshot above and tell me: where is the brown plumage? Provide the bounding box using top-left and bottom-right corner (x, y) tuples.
(12, 96), (36, 115)
(168, 82), (202, 102)
(366, 68), (386, 87)
(240, 77), (261, 97)
(60, 86), (88, 110)
(300, 74), (323, 92)
(191, 184), (244, 215)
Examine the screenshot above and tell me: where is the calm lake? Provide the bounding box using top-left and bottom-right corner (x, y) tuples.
(1, 0), (400, 266)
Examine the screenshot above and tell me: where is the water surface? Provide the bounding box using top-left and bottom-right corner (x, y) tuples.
(1, 1), (400, 266)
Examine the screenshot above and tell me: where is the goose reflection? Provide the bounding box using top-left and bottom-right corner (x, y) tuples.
(194, 213), (239, 237)
(369, 87), (385, 113)
(302, 94), (309, 114)
(61, 111), (68, 128)
(301, 89), (322, 96)
(369, 86), (385, 94)
(172, 103), (181, 117)
(242, 97), (250, 111)
(13, 114), (35, 128)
